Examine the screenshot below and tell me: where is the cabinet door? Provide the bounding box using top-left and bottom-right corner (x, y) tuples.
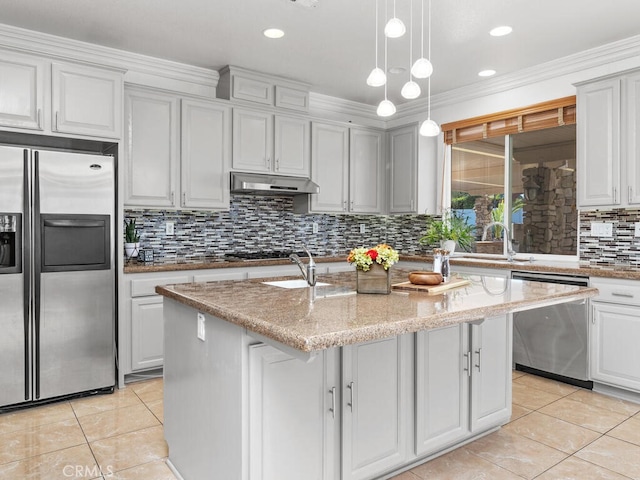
(342, 335), (411, 480)
(124, 89), (179, 208)
(469, 315), (512, 432)
(274, 115), (310, 176)
(131, 297), (164, 371)
(577, 78), (620, 207)
(415, 324), (469, 456)
(625, 72), (640, 205)
(51, 62), (122, 139)
(350, 128), (383, 213)
(181, 99), (231, 209)
(388, 125), (418, 213)
(0, 51), (45, 131)
(591, 302), (640, 392)
(232, 108), (273, 172)
(249, 344), (339, 480)
(310, 122), (349, 212)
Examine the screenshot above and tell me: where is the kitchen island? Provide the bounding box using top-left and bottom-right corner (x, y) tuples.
(156, 270), (597, 480)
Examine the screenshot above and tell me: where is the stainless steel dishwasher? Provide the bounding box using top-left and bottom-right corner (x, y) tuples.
(511, 271), (593, 389)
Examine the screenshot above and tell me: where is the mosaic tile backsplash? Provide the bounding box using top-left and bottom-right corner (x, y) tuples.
(580, 208), (640, 266)
(125, 195), (433, 261)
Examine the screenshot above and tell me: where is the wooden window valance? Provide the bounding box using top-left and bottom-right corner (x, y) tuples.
(441, 96), (576, 145)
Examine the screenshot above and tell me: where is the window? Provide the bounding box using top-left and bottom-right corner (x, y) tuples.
(444, 98), (577, 258)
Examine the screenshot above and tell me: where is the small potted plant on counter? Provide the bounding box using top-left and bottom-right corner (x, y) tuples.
(419, 210), (474, 253)
(124, 219), (140, 258)
(347, 243), (399, 294)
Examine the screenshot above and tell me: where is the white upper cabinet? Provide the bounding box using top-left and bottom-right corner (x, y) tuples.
(350, 128), (384, 213)
(577, 77), (620, 207)
(232, 107), (310, 177)
(0, 51), (45, 131)
(577, 69), (640, 209)
(125, 88), (179, 208)
(0, 51), (123, 139)
(296, 122), (383, 214)
(181, 99), (231, 209)
(388, 125), (418, 213)
(51, 62), (123, 139)
(125, 87), (230, 210)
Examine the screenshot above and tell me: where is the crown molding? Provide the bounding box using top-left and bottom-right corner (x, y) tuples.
(0, 23), (219, 97)
(308, 92), (385, 128)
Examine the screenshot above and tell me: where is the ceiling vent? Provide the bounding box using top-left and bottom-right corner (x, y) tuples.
(289, 0), (318, 8)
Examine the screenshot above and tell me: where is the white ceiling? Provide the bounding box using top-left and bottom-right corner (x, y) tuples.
(1, 0), (639, 107)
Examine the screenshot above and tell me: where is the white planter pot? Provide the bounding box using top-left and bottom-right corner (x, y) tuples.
(125, 242), (140, 258)
(441, 240), (456, 254)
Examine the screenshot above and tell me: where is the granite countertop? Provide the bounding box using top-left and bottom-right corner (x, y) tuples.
(156, 268), (598, 353)
(126, 253), (640, 281)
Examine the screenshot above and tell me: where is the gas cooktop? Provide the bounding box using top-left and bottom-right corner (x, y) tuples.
(223, 251), (311, 261)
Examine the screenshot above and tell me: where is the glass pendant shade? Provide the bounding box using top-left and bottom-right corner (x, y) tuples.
(401, 80), (421, 99)
(411, 57), (433, 78)
(419, 118), (440, 136)
(366, 67), (387, 87)
(384, 17), (406, 38)
(377, 99), (396, 117)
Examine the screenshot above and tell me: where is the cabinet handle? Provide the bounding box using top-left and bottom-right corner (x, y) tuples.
(182, 192), (186, 206)
(329, 387), (336, 419)
(343, 201), (347, 212)
(37, 109), (42, 129)
(463, 352), (471, 377)
(347, 381), (354, 411)
(275, 158), (280, 171)
(629, 186), (633, 204)
(475, 348), (482, 372)
(54, 111), (59, 131)
(350, 200), (354, 210)
(612, 291), (634, 298)
(171, 191), (175, 204)
(613, 186), (618, 203)
(592, 305), (595, 324)
(266, 157), (271, 169)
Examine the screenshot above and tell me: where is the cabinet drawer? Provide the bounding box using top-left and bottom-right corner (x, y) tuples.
(130, 275), (190, 297)
(590, 277), (640, 306)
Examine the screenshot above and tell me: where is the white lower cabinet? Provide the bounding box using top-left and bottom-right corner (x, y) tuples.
(130, 296), (165, 371)
(248, 344), (340, 480)
(590, 277), (640, 393)
(415, 316), (512, 457)
(341, 335), (413, 480)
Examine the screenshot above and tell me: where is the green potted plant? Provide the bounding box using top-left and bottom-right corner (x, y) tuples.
(124, 219), (140, 258)
(419, 210), (475, 253)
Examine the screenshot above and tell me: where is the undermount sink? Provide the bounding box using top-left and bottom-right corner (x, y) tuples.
(262, 279), (331, 289)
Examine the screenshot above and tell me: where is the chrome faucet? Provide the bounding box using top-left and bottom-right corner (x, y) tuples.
(482, 221), (515, 262)
(289, 246), (317, 286)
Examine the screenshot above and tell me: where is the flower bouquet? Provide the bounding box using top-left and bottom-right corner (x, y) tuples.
(347, 244), (399, 293)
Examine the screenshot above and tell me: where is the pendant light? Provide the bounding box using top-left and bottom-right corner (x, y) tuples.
(376, 34), (396, 116)
(401, 0), (421, 99)
(419, 0), (439, 136)
(411, 0), (433, 79)
(366, 0), (386, 87)
(384, 0), (406, 38)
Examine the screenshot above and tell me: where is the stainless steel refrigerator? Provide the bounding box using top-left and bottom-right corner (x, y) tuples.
(0, 145), (115, 409)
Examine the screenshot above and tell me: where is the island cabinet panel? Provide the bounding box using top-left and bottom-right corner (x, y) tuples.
(469, 315), (512, 431)
(415, 324), (470, 456)
(415, 315), (511, 457)
(341, 334), (413, 480)
(248, 344), (340, 480)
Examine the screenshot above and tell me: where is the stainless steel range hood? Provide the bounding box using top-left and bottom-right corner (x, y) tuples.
(230, 172), (319, 196)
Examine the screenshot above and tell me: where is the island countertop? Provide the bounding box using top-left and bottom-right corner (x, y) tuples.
(156, 269), (598, 352)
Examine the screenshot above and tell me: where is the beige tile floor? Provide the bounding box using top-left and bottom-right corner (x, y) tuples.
(1, 372), (639, 479)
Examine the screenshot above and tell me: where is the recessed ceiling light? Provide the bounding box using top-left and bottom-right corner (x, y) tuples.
(478, 69), (496, 77)
(490, 26), (512, 37)
(263, 28), (285, 39)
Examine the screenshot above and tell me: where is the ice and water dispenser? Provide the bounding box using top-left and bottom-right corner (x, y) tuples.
(0, 214), (21, 272)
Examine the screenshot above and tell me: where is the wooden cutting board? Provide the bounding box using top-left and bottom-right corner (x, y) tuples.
(392, 277), (471, 294)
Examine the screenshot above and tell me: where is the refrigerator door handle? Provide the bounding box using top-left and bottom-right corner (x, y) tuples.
(22, 149), (31, 401)
(33, 151), (41, 400)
